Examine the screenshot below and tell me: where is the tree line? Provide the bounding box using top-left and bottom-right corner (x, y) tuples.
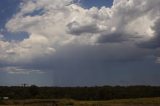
(0, 85), (160, 100)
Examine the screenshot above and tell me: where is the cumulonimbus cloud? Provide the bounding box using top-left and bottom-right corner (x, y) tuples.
(0, 0), (160, 86)
(0, 0), (159, 64)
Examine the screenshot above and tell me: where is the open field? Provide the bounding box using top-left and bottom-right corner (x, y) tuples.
(0, 97), (160, 106)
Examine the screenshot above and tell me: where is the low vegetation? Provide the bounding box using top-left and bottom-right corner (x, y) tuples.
(0, 86), (160, 105)
(0, 97), (160, 106)
(0, 85), (160, 100)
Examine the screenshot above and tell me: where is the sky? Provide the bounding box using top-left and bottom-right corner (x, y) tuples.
(0, 0), (160, 86)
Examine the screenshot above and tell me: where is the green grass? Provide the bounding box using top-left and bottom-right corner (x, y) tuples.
(1, 97), (160, 106)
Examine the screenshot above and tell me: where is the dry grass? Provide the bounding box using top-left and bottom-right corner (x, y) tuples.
(1, 97), (160, 106)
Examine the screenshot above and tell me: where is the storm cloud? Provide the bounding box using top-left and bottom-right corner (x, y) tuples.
(0, 0), (160, 86)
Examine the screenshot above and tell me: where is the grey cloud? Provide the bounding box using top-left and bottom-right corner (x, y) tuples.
(8, 45), (159, 86)
(97, 32), (130, 43)
(67, 21), (100, 35)
(137, 37), (160, 49)
(21, 43), (154, 71)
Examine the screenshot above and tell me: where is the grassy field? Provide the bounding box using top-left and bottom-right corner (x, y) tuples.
(0, 97), (160, 106)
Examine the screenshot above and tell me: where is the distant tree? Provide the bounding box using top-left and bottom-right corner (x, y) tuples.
(29, 85), (39, 98)
(0, 86), (160, 100)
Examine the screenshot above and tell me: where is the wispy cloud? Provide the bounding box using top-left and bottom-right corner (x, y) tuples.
(0, 33), (3, 39)
(1, 66), (44, 75)
(156, 57), (160, 64)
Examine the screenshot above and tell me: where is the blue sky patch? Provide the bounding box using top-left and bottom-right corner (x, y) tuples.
(0, 0), (21, 30)
(2, 31), (29, 42)
(80, 0), (113, 8)
(24, 8), (45, 17)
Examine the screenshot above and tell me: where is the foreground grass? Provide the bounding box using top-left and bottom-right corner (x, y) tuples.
(0, 97), (160, 106)
(79, 97), (160, 105)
